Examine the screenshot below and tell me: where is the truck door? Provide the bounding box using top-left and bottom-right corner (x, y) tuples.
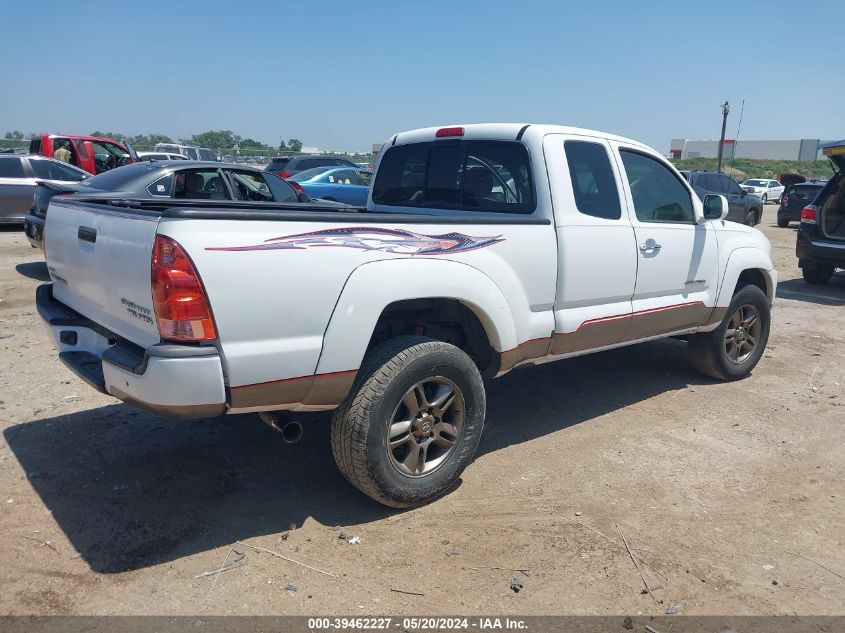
(543, 134), (637, 355)
(612, 144), (720, 338)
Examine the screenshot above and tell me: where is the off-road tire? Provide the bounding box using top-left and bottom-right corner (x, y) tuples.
(331, 336), (485, 508)
(688, 284), (770, 381)
(802, 264), (834, 286)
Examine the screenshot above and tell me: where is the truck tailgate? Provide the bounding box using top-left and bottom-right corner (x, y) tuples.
(45, 200), (162, 347)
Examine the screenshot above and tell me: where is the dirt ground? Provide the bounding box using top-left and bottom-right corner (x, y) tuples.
(0, 206), (842, 617)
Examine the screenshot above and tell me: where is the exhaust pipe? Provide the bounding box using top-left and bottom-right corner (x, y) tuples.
(258, 412), (304, 444)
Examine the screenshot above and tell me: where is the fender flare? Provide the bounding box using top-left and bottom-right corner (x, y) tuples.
(315, 258), (517, 375)
(716, 247), (777, 307)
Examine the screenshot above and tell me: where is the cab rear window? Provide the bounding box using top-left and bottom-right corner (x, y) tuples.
(372, 140), (535, 213)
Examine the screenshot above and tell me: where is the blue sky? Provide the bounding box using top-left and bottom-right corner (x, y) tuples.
(1, 1), (841, 153)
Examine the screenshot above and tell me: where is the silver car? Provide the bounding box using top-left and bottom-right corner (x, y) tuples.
(0, 154), (88, 224)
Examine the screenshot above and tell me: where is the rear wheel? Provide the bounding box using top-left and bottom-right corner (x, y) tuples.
(331, 336), (485, 508)
(688, 285), (770, 381)
(777, 216), (789, 228)
(802, 264), (834, 285)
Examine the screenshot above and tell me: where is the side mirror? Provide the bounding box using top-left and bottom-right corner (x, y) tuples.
(702, 194), (729, 221)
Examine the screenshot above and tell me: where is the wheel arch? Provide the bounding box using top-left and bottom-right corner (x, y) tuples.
(315, 258), (517, 378)
(716, 248), (777, 307)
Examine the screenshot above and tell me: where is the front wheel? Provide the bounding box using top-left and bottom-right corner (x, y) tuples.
(743, 209), (758, 226)
(331, 336), (485, 508)
(802, 264), (834, 285)
(762, 194), (768, 204)
(688, 285), (770, 381)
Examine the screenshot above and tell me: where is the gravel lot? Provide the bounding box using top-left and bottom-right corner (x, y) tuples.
(0, 206), (843, 616)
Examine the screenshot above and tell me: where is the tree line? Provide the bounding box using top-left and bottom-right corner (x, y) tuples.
(4, 130), (302, 152)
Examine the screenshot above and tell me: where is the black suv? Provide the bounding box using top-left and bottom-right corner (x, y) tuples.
(679, 170), (763, 226)
(796, 140), (845, 285)
(265, 155), (356, 178)
(777, 182), (826, 227)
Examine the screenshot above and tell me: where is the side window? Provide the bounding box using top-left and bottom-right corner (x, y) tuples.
(703, 174), (725, 193)
(29, 160), (85, 181)
(0, 157), (25, 178)
(228, 170), (273, 201)
(725, 177), (742, 196)
(147, 174), (174, 197)
(298, 159), (315, 171)
(358, 170), (372, 186)
(563, 141), (621, 220)
(328, 169), (356, 184)
(174, 170), (229, 199)
(769, 181), (778, 188)
(619, 150), (694, 224)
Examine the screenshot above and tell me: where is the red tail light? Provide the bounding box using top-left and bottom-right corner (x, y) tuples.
(151, 235), (217, 341)
(276, 171), (292, 178)
(436, 127), (464, 138)
(800, 205), (817, 224)
(289, 181), (304, 193)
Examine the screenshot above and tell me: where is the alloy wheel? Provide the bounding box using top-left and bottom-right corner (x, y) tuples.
(724, 304), (762, 364)
(387, 377), (464, 477)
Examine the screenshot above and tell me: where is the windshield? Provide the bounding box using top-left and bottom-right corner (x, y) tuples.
(743, 180), (768, 187)
(291, 166), (333, 181)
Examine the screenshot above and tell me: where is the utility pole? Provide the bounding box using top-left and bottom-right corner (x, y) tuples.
(716, 101), (731, 173)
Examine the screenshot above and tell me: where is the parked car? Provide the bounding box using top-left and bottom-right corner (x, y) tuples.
(264, 154), (357, 178)
(137, 151), (189, 161)
(289, 167), (372, 205)
(152, 143), (218, 162)
(29, 134), (138, 175)
(36, 123), (776, 508)
(796, 139), (845, 284)
(740, 178), (784, 204)
(0, 154), (88, 225)
(679, 170), (763, 225)
(777, 182), (825, 227)
(23, 161), (312, 249)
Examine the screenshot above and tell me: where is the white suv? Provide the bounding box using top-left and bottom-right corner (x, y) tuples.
(741, 178), (784, 204)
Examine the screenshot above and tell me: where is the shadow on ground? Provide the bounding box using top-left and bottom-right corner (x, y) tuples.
(15, 261), (50, 282)
(776, 274), (845, 306)
(5, 338), (712, 574)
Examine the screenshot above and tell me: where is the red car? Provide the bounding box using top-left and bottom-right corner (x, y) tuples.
(29, 134), (137, 175)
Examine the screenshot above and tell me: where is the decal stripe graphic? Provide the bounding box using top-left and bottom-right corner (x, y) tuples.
(207, 226), (504, 255)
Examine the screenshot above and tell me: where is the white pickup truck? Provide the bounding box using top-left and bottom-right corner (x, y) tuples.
(37, 124), (777, 507)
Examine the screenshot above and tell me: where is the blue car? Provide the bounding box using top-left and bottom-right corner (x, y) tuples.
(289, 167), (372, 206)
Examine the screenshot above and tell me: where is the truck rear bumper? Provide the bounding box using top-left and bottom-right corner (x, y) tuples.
(37, 284), (227, 418)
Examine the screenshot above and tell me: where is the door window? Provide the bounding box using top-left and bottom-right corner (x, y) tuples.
(327, 169), (358, 184)
(0, 157), (25, 178)
(174, 169), (229, 199)
(619, 150), (694, 224)
(228, 170), (275, 201)
(29, 159), (86, 181)
(724, 177), (743, 196)
(563, 141), (621, 220)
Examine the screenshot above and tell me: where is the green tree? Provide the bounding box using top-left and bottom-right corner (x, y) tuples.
(90, 130), (126, 140)
(3, 130), (25, 140)
(181, 130), (242, 150)
(128, 133), (173, 147)
(287, 138), (303, 152)
(278, 139), (287, 152)
(239, 137), (270, 150)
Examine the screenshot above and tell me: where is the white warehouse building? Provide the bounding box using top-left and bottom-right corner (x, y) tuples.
(669, 138), (832, 161)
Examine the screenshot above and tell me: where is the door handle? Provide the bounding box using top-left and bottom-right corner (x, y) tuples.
(78, 226), (97, 243)
(639, 240), (661, 253)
